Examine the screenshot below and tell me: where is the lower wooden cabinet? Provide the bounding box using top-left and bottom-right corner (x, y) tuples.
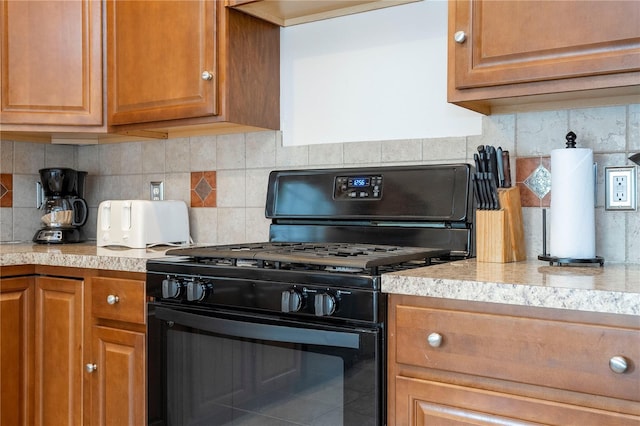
(0, 267), (146, 426)
(388, 294), (640, 426)
(87, 276), (147, 426)
(34, 276), (85, 426)
(0, 276), (34, 426)
(90, 326), (145, 426)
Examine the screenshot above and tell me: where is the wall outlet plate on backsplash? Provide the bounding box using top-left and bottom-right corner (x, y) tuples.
(150, 181), (164, 201)
(605, 166), (637, 211)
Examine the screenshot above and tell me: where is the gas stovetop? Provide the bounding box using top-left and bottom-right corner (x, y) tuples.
(164, 242), (450, 275)
(147, 241), (451, 323)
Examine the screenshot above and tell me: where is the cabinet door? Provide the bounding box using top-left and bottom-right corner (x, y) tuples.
(0, 277), (34, 426)
(34, 276), (84, 426)
(395, 376), (640, 426)
(450, 0), (640, 89)
(107, 0), (217, 125)
(90, 326), (145, 426)
(0, 0), (102, 126)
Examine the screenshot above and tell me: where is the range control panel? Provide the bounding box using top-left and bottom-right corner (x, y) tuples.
(334, 175), (383, 200)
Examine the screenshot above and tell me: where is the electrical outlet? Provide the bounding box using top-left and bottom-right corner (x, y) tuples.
(150, 181), (164, 201)
(605, 166), (636, 210)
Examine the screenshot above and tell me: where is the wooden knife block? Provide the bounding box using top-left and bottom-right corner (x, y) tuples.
(476, 187), (526, 263)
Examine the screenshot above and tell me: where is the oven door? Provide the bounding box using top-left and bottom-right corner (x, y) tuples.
(148, 302), (384, 426)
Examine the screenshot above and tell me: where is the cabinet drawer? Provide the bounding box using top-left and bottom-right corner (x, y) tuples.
(395, 376), (640, 425)
(395, 305), (640, 402)
(91, 277), (145, 324)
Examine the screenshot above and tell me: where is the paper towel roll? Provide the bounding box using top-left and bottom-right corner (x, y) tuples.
(550, 148), (595, 258)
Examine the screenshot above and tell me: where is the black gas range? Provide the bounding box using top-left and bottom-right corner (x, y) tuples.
(146, 164), (474, 426)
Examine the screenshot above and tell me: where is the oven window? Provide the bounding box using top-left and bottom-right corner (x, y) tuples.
(149, 307), (382, 426)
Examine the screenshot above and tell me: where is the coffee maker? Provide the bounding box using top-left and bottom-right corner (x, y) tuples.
(33, 168), (89, 244)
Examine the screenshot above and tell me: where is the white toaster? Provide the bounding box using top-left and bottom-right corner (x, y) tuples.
(97, 200), (190, 248)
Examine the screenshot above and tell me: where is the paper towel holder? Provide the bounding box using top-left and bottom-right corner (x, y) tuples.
(538, 132), (605, 267)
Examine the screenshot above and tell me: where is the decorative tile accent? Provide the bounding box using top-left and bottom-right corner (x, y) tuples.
(0, 174), (13, 207)
(524, 165), (551, 199)
(190, 171), (216, 208)
(515, 157), (551, 207)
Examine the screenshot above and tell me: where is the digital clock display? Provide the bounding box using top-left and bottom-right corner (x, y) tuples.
(349, 177), (370, 188)
(335, 175), (382, 200)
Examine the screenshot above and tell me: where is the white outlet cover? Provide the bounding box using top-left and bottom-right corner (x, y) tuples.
(605, 166), (636, 211)
(150, 181), (164, 201)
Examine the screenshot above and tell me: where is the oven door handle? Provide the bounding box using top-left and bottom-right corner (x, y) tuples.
(154, 306), (361, 349)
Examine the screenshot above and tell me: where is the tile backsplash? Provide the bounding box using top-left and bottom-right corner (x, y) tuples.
(1, 104), (639, 263)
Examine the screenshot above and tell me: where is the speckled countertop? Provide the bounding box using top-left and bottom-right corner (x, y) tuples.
(382, 259), (640, 316)
(3, 243), (639, 316)
(0, 242), (169, 273)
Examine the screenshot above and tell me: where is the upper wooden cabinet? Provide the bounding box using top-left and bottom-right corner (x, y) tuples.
(0, 0), (104, 130)
(1, 0), (279, 142)
(448, 0), (640, 114)
(107, 0), (280, 136)
(227, 0), (419, 26)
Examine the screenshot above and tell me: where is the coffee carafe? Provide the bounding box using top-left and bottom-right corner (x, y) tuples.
(33, 168), (89, 243)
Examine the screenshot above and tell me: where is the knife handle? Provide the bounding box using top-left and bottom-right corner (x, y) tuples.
(502, 151), (512, 188)
(487, 173), (500, 210)
(472, 174), (481, 209)
(477, 152), (486, 172)
(488, 147), (499, 184)
(496, 147), (504, 187)
(476, 172), (488, 209)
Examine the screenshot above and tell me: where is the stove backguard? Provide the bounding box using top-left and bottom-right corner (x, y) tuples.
(266, 164), (473, 222)
(265, 164), (475, 258)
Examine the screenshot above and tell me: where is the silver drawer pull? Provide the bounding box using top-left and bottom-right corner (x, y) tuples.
(609, 356), (629, 374)
(427, 332), (443, 348)
(85, 363), (97, 373)
(106, 294), (120, 305)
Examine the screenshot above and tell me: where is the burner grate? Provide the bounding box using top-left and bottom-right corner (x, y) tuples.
(167, 242), (449, 273)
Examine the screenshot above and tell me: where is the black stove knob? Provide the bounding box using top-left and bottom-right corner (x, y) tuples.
(186, 281), (209, 302)
(162, 278), (182, 299)
(281, 289), (303, 313)
(314, 292), (336, 317)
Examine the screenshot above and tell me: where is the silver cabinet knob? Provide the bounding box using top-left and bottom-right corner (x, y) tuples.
(609, 356), (629, 374)
(201, 71), (213, 81)
(85, 363), (97, 373)
(427, 332), (443, 348)
(454, 31), (467, 44)
(106, 294), (119, 305)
